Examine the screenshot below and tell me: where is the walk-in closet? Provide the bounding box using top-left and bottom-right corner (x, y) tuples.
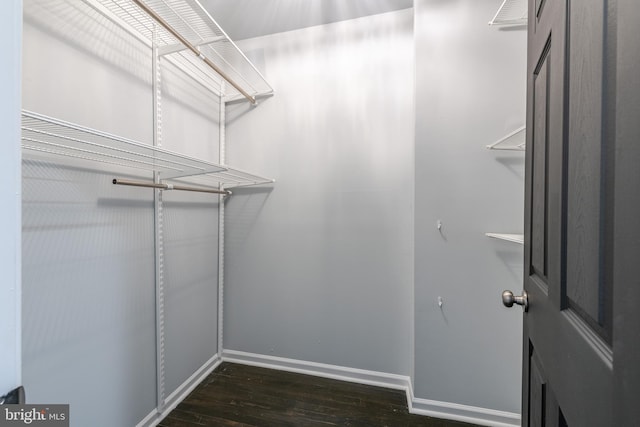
(5, 0), (528, 425)
(6, 0), (640, 425)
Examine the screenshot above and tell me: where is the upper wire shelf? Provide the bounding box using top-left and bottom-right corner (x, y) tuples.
(486, 126), (526, 151)
(488, 0), (528, 26)
(21, 110), (274, 189)
(90, 0), (273, 102)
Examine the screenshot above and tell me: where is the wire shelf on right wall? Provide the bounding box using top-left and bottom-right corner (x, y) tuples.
(486, 126), (526, 151)
(488, 0), (528, 26)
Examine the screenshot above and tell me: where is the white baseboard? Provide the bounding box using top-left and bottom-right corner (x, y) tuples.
(135, 350), (520, 427)
(222, 349), (411, 391)
(136, 353), (222, 427)
(409, 393), (521, 427)
(223, 349), (520, 427)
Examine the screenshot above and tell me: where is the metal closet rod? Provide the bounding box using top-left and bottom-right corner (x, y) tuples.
(132, 0), (257, 105)
(113, 178), (231, 195)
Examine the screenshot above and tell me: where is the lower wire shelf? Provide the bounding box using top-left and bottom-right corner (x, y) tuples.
(21, 110), (274, 191)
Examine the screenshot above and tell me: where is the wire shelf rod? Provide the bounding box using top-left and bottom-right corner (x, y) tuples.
(132, 0), (257, 104)
(113, 178), (230, 195)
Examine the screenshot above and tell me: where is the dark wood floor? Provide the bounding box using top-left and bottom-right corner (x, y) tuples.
(159, 362), (479, 427)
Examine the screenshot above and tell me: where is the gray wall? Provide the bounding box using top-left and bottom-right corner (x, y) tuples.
(162, 189), (219, 396)
(22, 2), (156, 425)
(22, 1), (221, 425)
(0, 0), (22, 395)
(414, 0), (525, 414)
(224, 9), (415, 375)
(159, 59), (221, 397)
(224, 4), (525, 418)
(22, 163), (157, 426)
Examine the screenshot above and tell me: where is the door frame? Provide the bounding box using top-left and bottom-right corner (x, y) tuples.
(613, 0), (640, 423)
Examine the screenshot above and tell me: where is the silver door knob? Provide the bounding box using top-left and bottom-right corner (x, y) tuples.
(502, 290), (529, 312)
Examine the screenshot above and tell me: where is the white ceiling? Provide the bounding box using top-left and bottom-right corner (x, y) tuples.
(199, 0), (414, 41)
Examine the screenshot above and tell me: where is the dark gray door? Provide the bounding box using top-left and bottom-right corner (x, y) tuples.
(516, 0), (640, 425)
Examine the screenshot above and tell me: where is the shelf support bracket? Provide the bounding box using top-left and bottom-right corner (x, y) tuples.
(217, 82), (226, 356)
(157, 36), (225, 57)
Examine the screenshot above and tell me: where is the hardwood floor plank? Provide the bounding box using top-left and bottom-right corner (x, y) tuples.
(160, 362), (480, 427)
(159, 409), (251, 427)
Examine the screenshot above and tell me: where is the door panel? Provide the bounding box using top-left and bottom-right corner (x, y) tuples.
(523, 0), (614, 425)
(528, 344), (565, 427)
(565, 0), (609, 336)
(531, 47), (549, 281)
(528, 348), (546, 427)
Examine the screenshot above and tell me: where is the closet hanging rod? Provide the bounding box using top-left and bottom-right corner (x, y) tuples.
(131, 0), (257, 105)
(113, 178), (231, 195)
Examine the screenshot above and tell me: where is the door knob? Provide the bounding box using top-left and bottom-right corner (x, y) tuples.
(502, 290), (529, 312)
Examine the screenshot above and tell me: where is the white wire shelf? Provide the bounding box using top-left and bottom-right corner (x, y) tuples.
(485, 233), (524, 245)
(486, 126), (526, 151)
(488, 0), (528, 26)
(21, 110), (274, 189)
(90, 0), (273, 102)
(169, 167), (275, 189)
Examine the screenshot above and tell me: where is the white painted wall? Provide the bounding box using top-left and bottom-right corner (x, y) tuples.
(222, 3), (525, 422)
(0, 0), (22, 396)
(22, 3), (156, 424)
(223, 9), (415, 376)
(158, 57), (221, 400)
(414, 0), (525, 417)
(21, 1), (221, 424)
